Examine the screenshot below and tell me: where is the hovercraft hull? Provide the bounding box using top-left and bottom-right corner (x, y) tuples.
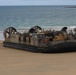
(3, 41), (76, 53)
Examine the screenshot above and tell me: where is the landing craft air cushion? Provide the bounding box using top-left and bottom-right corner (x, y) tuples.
(3, 26), (76, 53)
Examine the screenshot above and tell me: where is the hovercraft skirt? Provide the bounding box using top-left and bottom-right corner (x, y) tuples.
(3, 41), (76, 53)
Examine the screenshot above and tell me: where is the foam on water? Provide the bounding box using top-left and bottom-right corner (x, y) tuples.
(0, 31), (4, 41)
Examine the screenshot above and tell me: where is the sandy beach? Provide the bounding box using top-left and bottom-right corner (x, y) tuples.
(0, 41), (76, 75)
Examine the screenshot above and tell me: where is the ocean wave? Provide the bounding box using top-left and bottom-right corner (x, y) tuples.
(40, 25), (76, 31)
(0, 31), (4, 41)
(15, 25), (76, 32)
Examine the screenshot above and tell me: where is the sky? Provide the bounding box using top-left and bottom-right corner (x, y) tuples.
(0, 0), (76, 6)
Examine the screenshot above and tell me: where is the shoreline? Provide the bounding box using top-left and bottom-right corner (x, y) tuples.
(0, 40), (3, 43)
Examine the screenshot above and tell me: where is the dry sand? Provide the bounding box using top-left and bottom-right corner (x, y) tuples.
(0, 41), (76, 75)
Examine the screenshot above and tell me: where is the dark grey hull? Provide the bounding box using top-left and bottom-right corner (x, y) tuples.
(3, 41), (76, 53)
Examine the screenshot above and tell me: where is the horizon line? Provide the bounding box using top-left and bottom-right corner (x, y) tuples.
(0, 5), (76, 6)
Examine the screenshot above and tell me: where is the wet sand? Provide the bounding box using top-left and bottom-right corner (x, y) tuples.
(0, 41), (76, 75)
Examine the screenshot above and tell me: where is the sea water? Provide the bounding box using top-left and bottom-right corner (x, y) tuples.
(0, 5), (76, 40)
